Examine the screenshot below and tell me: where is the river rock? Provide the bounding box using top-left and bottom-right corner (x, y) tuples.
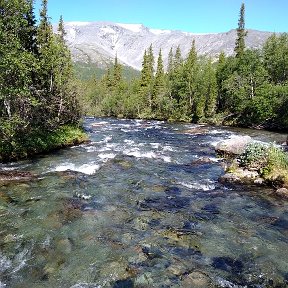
(191, 157), (214, 166)
(181, 271), (213, 288)
(275, 187), (288, 199)
(219, 173), (241, 184)
(0, 191), (14, 204)
(219, 168), (262, 186)
(215, 135), (252, 156)
(134, 272), (154, 286)
(182, 127), (209, 135)
(99, 260), (131, 282)
(0, 171), (37, 185)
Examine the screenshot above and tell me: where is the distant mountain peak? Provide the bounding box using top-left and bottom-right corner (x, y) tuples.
(61, 21), (274, 70)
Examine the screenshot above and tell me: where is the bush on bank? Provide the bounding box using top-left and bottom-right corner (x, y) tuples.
(0, 125), (88, 163)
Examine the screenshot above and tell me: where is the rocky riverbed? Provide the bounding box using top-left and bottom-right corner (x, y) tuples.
(0, 118), (287, 287)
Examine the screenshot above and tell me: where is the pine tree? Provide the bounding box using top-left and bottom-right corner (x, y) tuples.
(216, 51), (227, 111)
(167, 47), (174, 75)
(152, 49), (166, 112)
(113, 55), (122, 86)
(183, 40), (198, 116)
(35, 1), (80, 129)
(234, 3), (247, 58)
(169, 45), (184, 104)
(204, 58), (218, 117)
(37, 0), (51, 46)
(174, 45), (183, 69)
(57, 15), (67, 42)
(147, 44), (155, 79)
(140, 46), (155, 109)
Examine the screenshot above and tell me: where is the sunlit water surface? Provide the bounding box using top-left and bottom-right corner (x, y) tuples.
(0, 118), (287, 287)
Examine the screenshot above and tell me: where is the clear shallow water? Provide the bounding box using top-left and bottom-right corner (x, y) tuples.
(0, 118), (287, 287)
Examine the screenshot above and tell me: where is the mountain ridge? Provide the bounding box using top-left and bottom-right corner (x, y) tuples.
(61, 21), (275, 71)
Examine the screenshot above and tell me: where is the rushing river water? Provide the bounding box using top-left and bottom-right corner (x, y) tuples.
(0, 118), (288, 288)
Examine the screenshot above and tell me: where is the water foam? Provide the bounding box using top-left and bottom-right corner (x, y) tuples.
(54, 163), (100, 175)
(123, 149), (171, 162)
(179, 181), (215, 191)
(124, 139), (135, 145)
(98, 153), (116, 161)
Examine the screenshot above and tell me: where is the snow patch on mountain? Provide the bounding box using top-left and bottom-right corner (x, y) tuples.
(116, 23), (143, 33)
(150, 29), (172, 35)
(100, 26), (117, 34)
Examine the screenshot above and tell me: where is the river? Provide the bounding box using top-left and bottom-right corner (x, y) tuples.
(0, 118), (287, 287)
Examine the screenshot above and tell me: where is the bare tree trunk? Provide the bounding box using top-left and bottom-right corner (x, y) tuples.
(4, 99), (11, 119)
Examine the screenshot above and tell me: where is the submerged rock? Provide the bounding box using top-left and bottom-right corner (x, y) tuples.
(112, 278), (134, 288)
(0, 171), (37, 185)
(138, 195), (191, 212)
(100, 260), (131, 283)
(181, 271), (213, 288)
(212, 256), (244, 274)
(0, 191), (14, 204)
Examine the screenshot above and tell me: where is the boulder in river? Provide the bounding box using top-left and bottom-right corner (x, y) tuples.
(215, 135), (252, 156)
(219, 168), (264, 186)
(275, 187), (288, 199)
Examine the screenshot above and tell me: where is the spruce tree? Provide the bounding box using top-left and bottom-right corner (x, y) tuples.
(113, 55), (122, 86)
(167, 47), (174, 75)
(147, 44), (155, 79)
(174, 45), (183, 69)
(152, 49), (165, 111)
(37, 0), (51, 46)
(204, 58), (218, 117)
(234, 3), (247, 58)
(183, 40), (198, 115)
(169, 45), (183, 104)
(140, 46), (155, 110)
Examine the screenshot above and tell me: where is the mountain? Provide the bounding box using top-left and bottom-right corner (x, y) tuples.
(62, 21), (274, 71)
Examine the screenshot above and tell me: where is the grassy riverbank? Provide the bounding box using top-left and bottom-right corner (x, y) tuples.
(0, 125), (88, 163)
(227, 143), (288, 189)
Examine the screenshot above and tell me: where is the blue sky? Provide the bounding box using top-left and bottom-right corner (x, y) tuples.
(34, 0), (288, 33)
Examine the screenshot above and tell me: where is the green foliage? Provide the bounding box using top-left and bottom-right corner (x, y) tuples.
(0, 125), (87, 162)
(239, 142), (288, 185)
(263, 33), (288, 84)
(0, 0), (82, 162)
(239, 143), (269, 170)
(235, 3), (247, 58)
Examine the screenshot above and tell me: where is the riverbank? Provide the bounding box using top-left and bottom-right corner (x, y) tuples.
(0, 125), (88, 163)
(216, 135), (288, 196)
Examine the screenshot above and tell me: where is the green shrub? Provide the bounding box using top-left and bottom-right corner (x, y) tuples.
(0, 125), (88, 162)
(239, 142), (269, 170)
(239, 142), (288, 186)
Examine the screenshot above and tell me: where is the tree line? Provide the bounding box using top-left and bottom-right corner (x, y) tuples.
(0, 0), (83, 161)
(80, 4), (288, 131)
